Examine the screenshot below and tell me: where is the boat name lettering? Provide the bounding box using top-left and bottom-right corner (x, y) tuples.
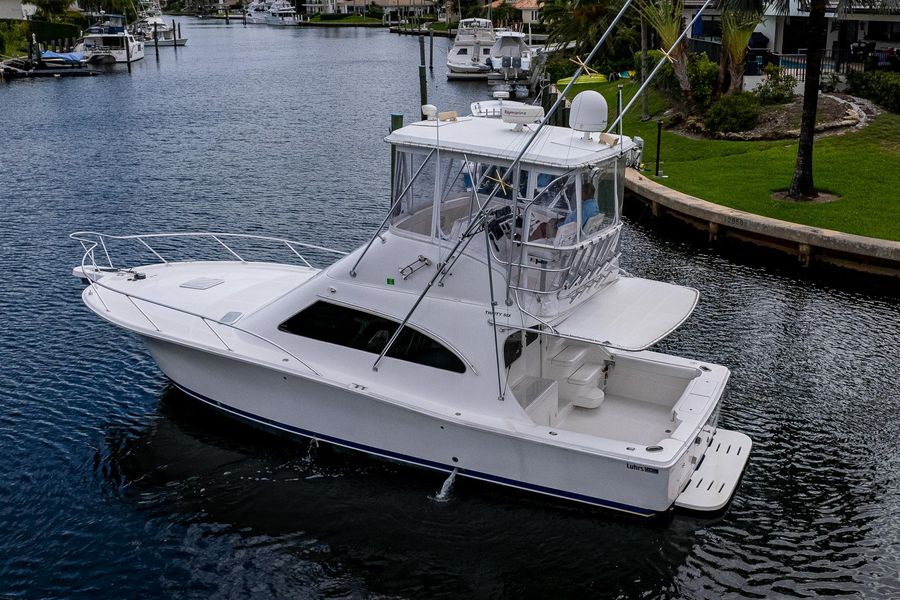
(485, 309), (512, 318)
(626, 463), (659, 474)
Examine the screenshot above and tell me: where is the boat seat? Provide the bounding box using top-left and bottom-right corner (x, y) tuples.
(567, 363), (603, 385)
(552, 345), (588, 366)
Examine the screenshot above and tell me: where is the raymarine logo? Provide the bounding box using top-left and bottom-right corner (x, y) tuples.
(627, 463), (659, 474)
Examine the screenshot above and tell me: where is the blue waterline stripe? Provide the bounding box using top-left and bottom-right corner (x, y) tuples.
(172, 382), (657, 517)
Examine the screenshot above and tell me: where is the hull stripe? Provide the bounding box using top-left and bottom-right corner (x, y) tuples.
(172, 382), (658, 517)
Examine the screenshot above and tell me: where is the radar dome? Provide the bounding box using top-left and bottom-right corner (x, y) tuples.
(568, 91), (608, 132)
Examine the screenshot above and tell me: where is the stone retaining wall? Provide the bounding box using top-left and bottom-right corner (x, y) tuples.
(625, 169), (900, 278)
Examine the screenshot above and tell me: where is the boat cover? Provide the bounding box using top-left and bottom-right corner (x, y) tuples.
(552, 277), (699, 351)
(41, 51), (85, 64)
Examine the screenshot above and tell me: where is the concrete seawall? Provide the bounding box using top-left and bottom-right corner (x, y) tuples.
(625, 169), (900, 279)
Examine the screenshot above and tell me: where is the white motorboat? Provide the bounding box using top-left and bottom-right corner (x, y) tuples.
(470, 90), (530, 117)
(446, 18), (494, 76)
(72, 90), (751, 518)
(244, 0), (270, 24)
(134, 0), (188, 47)
(75, 14), (144, 64)
(266, 0), (298, 25)
(489, 31), (532, 80)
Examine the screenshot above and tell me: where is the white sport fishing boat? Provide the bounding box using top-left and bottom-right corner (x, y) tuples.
(134, 0), (188, 47)
(446, 18), (494, 76)
(72, 89), (751, 517)
(488, 30), (532, 80)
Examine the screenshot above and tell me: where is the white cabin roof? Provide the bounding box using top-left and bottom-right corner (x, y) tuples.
(385, 116), (634, 169)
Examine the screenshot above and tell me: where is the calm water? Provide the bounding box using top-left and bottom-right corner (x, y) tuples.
(2, 20), (900, 599)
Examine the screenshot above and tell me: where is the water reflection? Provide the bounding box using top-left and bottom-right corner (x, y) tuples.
(101, 387), (703, 598)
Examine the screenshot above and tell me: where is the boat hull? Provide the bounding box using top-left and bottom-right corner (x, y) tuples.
(143, 335), (691, 517)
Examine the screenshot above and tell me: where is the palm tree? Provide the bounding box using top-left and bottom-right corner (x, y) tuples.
(720, 8), (761, 95)
(542, 0), (616, 55)
(639, 0), (692, 95)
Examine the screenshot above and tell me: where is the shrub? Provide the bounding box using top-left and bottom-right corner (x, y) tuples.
(318, 12), (345, 20)
(754, 65), (797, 105)
(847, 70), (900, 113)
(688, 52), (719, 110)
(705, 93), (761, 133)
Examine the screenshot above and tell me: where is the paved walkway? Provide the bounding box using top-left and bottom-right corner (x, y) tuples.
(625, 169), (900, 278)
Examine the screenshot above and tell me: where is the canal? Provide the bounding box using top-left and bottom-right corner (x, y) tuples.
(1, 19), (899, 598)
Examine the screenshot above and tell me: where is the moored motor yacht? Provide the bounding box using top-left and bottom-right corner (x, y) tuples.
(446, 18), (494, 76)
(266, 0), (298, 25)
(134, 0), (188, 47)
(244, 0), (270, 24)
(72, 89), (751, 517)
(75, 14), (144, 64)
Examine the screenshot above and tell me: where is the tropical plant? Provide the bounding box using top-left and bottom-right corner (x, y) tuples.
(705, 92), (761, 133)
(754, 64), (797, 105)
(541, 0), (615, 55)
(720, 9), (761, 95)
(638, 0), (691, 96)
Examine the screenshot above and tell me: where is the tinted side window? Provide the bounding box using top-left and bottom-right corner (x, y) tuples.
(279, 302), (466, 374)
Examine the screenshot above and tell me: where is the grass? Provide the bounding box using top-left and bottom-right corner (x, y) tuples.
(591, 81), (900, 242)
(307, 15), (383, 24)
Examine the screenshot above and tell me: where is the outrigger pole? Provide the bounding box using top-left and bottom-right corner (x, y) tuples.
(606, 0), (715, 135)
(372, 0), (714, 371)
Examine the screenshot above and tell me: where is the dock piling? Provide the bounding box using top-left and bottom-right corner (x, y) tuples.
(125, 32), (132, 72)
(173, 20), (178, 54)
(418, 35), (425, 68)
(225, 8), (230, 24)
(390, 113), (404, 206)
(429, 30), (433, 69)
(655, 120), (664, 178)
(154, 23), (159, 59)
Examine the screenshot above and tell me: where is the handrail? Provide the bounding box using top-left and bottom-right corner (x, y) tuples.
(71, 230), (347, 270)
(75, 235), (322, 377)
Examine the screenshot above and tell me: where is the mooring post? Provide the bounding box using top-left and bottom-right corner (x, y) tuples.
(390, 112), (404, 206)
(154, 22), (159, 59)
(125, 32), (132, 72)
(225, 6), (230, 24)
(173, 20), (178, 54)
(242, 1), (247, 25)
(419, 65), (427, 118)
(655, 120), (663, 177)
(429, 30), (434, 69)
(418, 34), (425, 67)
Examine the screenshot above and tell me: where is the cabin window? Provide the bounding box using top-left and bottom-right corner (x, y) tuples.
(279, 301), (466, 373)
(457, 48), (468, 55)
(483, 48), (490, 54)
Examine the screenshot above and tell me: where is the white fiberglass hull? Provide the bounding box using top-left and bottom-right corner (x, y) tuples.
(144, 335), (714, 516)
(266, 15), (297, 26)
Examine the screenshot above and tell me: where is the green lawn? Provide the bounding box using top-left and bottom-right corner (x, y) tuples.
(307, 15), (383, 24)
(591, 81), (900, 241)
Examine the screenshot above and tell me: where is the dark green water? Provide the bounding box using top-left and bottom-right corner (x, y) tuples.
(1, 19), (899, 598)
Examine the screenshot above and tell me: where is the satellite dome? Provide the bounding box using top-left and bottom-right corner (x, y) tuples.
(568, 91), (608, 132)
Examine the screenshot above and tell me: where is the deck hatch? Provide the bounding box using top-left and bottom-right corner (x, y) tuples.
(180, 277), (224, 290)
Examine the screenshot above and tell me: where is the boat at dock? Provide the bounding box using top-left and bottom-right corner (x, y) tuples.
(446, 18), (494, 77)
(488, 30), (532, 80)
(134, 0), (188, 47)
(244, 0), (269, 25)
(75, 14), (144, 64)
(72, 87), (751, 517)
(266, 0), (299, 26)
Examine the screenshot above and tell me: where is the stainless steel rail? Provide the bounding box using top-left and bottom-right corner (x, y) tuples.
(71, 231), (348, 377)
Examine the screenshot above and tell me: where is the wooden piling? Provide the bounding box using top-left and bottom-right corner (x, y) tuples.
(154, 22), (159, 59)
(418, 35), (425, 67)
(225, 8), (230, 24)
(125, 32), (132, 72)
(390, 112), (403, 206)
(429, 30), (433, 69)
(173, 20), (178, 53)
(419, 65), (427, 118)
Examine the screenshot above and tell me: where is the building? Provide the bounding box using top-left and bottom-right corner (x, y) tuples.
(487, 0), (541, 25)
(0, 0), (35, 19)
(686, 0), (900, 54)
